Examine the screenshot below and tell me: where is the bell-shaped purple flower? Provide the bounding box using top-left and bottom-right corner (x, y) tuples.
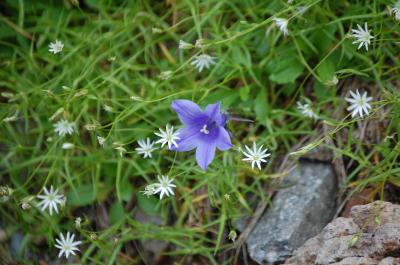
(171, 99), (232, 170)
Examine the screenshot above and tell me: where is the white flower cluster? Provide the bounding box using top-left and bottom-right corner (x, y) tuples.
(391, 1), (400, 21)
(54, 119), (74, 136)
(296, 89), (373, 120)
(242, 142), (271, 170)
(55, 232), (82, 258)
(32, 186), (82, 258)
(345, 89), (373, 118)
(273, 18), (289, 36)
(266, 18), (375, 51)
(48, 40), (64, 54)
(351, 22), (374, 51)
(297, 101), (318, 119)
(141, 175), (176, 199)
(37, 186), (65, 215)
(178, 39), (216, 72)
(135, 124), (180, 159)
(191, 54), (216, 72)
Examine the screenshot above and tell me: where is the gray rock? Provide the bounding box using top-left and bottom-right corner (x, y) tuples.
(246, 161), (337, 264)
(379, 257), (400, 265)
(285, 201), (400, 265)
(10, 232), (23, 258)
(329, 257), (378, 265)
(0, 220), (5, 243)
(134, 209), (168, 263)
(0, 229), (5, 242)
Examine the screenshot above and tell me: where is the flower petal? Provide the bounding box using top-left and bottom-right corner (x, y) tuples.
(172, 100), (205, 125)
(171, 127), (202, 151)
(204, 102), (226, 125)
(216, 127), (232, 151)
(196, 143), (216, 170)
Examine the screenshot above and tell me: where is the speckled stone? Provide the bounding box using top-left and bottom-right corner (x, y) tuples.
(285, 201), (400, 265)
(246, 161), (337, 264)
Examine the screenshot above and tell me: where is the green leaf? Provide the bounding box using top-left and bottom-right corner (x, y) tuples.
(67, 184), (96, 207)
(281, 83), (297, 97)
(348, 235), (360, 247)
(204, 87), (240, 108)
(119, 181), (134, 202)
(309, 26), (336, 54)
(316, 59), (336, 82)
(230, 46), (252, 68)
(239, 86), (250, 101)
(97, 183), (112, 203)
(84, 0), (101, 10)
(268, 51), (304, 84)
(109, 202), (125, 225)
(336, 68), (369, 77)
(314, 80), (336, 101)
(214, 207), (227, 254)
(254, 89), (268, 126)
(136, 193), (160, 216)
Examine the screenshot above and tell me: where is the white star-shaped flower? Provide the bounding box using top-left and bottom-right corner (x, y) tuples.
(296, 101), (318, 119)
(154, 175), (176, 199)
(351, 22), (374, 51)
(191, 54), (216, 72)
(55, 232), (82, 259)
(391, 1), (400, 21)
(54, 119), (74, 136)
(345, 90), (373, 118)
(97, 136), (106, 146)
(48, 40), (64, 54)
(273, 18), (289, 36)
(242, 142), (271, 170)
(135, 138), (157, 158)
(154, 124), (180, 149)
(37, 186), (64, 216)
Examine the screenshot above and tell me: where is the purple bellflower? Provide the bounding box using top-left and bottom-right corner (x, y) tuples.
(171, 99), (232, 170)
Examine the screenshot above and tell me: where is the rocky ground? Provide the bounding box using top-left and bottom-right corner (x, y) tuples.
(284, 201), (400, 265)
(243, 159), (400, 265)
(246, 161), (337, 264)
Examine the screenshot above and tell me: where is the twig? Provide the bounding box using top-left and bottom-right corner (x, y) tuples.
(346, 120), (368, 171)
(242, 244), (249, 265)
(233, 196), (268, 263)
(321, 111), (347, 218)
(0, 16), (33, 40)
(132, 240), (148, 265)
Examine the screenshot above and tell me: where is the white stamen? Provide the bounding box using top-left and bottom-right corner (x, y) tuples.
(200, 124), (209, 134)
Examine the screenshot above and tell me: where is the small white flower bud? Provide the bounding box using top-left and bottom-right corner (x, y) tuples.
(178, 40), (194, 50)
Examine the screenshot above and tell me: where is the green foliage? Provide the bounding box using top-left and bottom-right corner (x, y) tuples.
(267, 48), (305, 84)
(67, 185), (96, 207)
(0, 0), (400, 264)
(136, 193), (160, 216)
(109, 202), (125, 225)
